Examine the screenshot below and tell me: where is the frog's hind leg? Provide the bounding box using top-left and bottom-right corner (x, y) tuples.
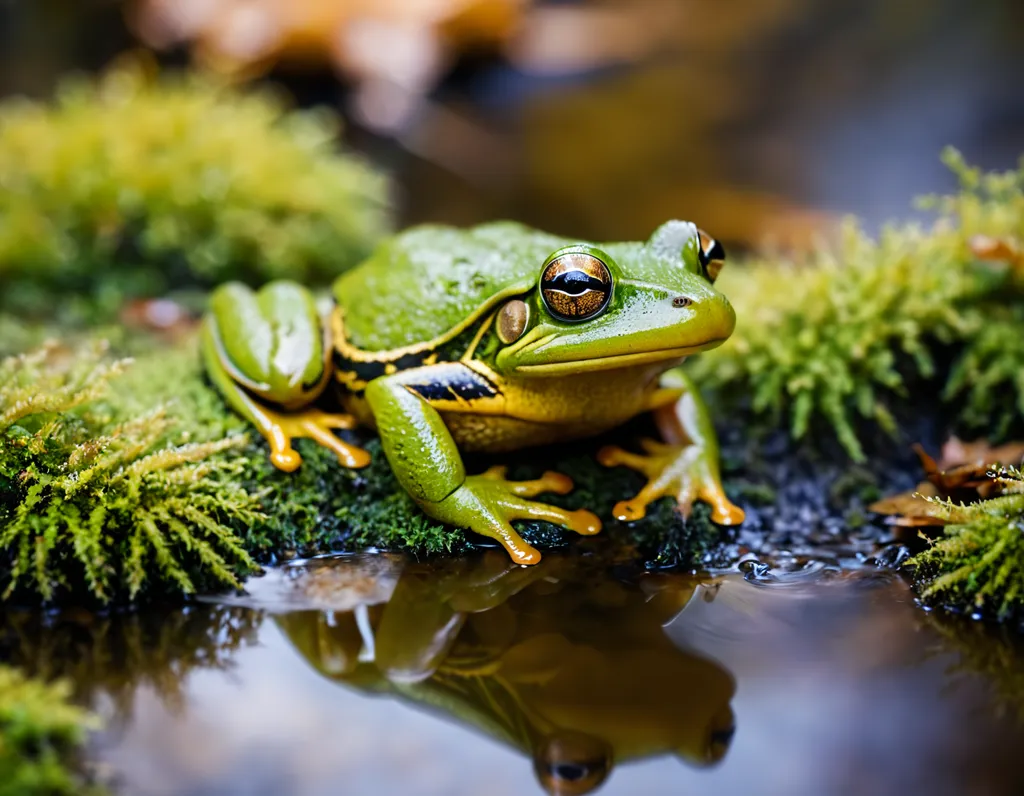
(365, 366), (601, 565)
(201, 319), (370, 472)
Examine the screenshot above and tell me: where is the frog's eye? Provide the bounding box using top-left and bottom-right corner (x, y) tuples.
(697, 229), (726, 283)
(540, 251), (613, 322)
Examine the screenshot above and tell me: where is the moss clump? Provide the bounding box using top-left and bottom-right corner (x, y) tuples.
(0, 59), (390, 322)
(692, 148), (1024, 461)
(909, 466), (1024, 619)
(0, 342), (262, 604)
(0, 665), (102, 796)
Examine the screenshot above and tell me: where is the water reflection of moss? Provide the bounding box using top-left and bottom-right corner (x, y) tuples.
(0, 665), (103, 796)
(923, 610), (1024, 720)
(0, 607), (261, 717)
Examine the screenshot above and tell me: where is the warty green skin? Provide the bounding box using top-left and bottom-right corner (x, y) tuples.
(202, 220), (745, 564)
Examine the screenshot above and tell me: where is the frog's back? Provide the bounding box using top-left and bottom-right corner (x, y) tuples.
(334, 222), (567, 351)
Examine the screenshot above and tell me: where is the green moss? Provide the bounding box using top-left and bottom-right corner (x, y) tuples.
(0, 59), (390, 322)
(908, 466), (1024, 619)
(0, 342), (262, 604)
(0, 665), (102, 796)
(692, 148), (1024, 461)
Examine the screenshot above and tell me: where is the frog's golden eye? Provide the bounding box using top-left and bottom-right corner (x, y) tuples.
(540, 252), (612, 322)
(697, 229), (726, 283)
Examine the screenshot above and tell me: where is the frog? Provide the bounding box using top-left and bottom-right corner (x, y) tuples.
(201, 220), (745, 564)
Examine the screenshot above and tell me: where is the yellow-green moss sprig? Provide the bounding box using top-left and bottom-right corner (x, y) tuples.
(693, 150), (1024, 460)
(910, 466), (1024, 618)
(0, 666), (102, 796)
(0, 60), (390, 321)
(0, 342), (262, 603)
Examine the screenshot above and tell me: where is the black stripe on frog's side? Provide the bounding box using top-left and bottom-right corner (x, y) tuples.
(333, 350), (428, 395)
(405, 365), (500, 403)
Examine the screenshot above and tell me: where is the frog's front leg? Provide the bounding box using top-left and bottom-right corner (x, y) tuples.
(597, 369), (744, 525)
(202, 281), (370, 472)
(365, 364), (601, 565)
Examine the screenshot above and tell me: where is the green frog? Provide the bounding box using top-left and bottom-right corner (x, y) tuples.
(202, 220), (744, 564)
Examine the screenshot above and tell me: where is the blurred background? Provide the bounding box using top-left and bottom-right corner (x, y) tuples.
(2, 0), (1023, 250)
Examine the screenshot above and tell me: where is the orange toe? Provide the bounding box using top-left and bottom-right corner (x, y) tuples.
(271, 448), (302, 472)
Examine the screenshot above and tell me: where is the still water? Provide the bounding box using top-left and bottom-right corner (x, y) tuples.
(4, 549), (1024, 796)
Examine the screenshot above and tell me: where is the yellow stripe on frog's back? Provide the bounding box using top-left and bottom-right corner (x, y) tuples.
(329, 296), (508, 393)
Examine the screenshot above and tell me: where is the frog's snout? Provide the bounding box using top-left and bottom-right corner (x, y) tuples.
(671, 292), (736, 346)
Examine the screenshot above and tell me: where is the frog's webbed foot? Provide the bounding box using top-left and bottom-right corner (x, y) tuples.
(263, 406), (370, 472)
(430, 466), (602, 566)
(597, 438), (744, 525)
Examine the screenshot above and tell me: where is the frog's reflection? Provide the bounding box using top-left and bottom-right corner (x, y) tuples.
(275, 552), (736, 794)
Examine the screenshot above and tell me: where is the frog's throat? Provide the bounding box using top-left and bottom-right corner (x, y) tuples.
(511, 342), (725, 376)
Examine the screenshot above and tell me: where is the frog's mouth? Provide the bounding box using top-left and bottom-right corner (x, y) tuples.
(512, 341), (726, 376)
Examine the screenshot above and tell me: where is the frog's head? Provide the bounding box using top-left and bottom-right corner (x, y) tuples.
(495, 221), (736, 376)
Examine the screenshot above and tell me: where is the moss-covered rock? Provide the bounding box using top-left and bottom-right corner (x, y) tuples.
(0, 665), (102, 796)
(0, 58), (390, 323)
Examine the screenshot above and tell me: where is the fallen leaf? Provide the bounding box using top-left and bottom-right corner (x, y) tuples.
(870, 438), (1024, 529)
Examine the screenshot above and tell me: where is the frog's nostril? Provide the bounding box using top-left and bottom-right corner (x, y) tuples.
(672, 296), (693, 308)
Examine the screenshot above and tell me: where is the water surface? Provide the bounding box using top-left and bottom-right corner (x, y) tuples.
(3, 550), (1024, 796)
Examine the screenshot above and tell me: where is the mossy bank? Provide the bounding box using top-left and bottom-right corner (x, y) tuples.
(1, 62), (1023, 623)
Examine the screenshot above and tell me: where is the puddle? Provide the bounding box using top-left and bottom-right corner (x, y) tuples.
(3, 549), (1024, 796)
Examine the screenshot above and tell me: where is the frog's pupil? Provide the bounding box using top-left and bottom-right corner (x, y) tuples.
(544, 270), (605, 296)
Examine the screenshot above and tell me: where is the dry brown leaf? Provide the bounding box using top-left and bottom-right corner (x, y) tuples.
(870, 438), (1024, 529)
(938, 436), (1024, 470)
(869, 481), (948, 528)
